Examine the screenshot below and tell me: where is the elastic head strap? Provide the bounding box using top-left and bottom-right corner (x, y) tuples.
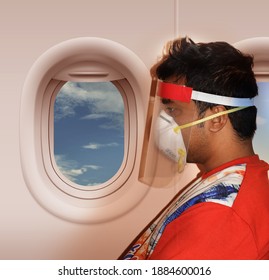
(157, 81), (255, 107)
(174, 106), (246, 132)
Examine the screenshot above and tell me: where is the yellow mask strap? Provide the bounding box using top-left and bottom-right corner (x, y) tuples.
(174, 106), (246, 133)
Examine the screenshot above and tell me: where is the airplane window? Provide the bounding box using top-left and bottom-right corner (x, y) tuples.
(53, 81), (125, 187)
(20, 37), (150, 222)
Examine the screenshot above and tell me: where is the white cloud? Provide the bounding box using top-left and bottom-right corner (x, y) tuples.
(87, 182), (102, 186)
(54, 154), (102, 183)
(256, 115), (267, 126)
(81, 113), (108, 120)
(84, 165), (102, 170)
(54, 82), (124, 129)
(83, 142), (119, 150)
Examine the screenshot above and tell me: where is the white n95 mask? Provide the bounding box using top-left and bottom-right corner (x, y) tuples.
(156, 110), (187, 173)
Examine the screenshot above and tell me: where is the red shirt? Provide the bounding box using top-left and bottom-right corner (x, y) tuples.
(149, 155), (269, 260)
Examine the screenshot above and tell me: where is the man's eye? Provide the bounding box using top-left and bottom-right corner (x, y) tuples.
(165, 107), (176, 115)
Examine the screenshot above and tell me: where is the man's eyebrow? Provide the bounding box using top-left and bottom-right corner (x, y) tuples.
(161, 98), (173, 104)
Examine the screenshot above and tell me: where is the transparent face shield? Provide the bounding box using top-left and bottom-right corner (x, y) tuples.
(139, 81), (199, 187)
(139, 80), (255, 187)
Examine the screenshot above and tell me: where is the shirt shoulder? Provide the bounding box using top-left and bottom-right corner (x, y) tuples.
(149, 202), (258, 260)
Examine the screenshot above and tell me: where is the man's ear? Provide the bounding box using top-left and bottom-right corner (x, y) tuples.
(209, 106), (229, 132)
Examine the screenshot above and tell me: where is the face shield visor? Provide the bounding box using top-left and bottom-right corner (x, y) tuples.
(139, 80), (255, 187)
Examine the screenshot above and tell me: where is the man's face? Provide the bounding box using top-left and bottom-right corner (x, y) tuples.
(161, 98), (208, 165)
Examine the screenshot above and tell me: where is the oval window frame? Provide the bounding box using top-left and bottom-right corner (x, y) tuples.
(43, 78), (136, 199)
(234, 37), (269, 82)
(20, 37), (150, 223)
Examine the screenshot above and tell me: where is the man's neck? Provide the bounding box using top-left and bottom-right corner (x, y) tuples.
(202, 139), (255, 173)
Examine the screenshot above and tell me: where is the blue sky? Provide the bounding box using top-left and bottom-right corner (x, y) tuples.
(54, 82), (124, 186)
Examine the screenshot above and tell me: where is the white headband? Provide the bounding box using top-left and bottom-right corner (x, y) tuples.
(192, 90), (255, 107)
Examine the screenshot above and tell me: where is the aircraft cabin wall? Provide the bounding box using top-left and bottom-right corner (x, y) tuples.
(0, 0), (268, 259)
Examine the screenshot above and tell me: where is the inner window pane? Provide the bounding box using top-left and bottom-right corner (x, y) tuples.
(54, 81), (124, 186)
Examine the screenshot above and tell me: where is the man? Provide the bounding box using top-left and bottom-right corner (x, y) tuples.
(121, 37), (269, 260)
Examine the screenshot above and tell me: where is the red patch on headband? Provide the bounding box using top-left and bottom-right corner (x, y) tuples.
(157, 81), (193, 103)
